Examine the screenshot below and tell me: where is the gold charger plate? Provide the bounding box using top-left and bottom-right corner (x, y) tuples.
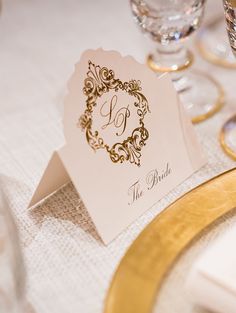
(104, 168), (236, 313)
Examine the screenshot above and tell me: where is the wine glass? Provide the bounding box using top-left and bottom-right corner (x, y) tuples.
(223, 0), (236, 57)
(196, 17), (236, 69)
(196, 0), (236, 69)
(130, 0), (225, 123)
(220, 0), (236, 160)
(0, 187), (25, 313)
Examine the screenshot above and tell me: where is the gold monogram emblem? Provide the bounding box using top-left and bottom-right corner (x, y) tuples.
(78, 61), (150, 166)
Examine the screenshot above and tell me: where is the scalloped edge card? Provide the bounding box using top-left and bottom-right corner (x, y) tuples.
(29, 49), (206, 244)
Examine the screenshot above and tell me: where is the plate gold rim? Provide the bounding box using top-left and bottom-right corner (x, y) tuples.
(147, 50), (194, 73)
(196, 34), (236, 70)
(104, 168), (236, 313)
(190, 70), (224, 124)
(219, 114), (236, 161)
(146, 53), (225, 124)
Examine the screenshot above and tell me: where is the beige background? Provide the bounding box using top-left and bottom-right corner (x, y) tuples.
(0, 0), (235, 313)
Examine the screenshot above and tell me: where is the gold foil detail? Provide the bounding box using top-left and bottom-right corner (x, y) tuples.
(78, 61), (150, 166)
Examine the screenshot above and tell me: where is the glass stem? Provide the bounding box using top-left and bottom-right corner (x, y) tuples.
(153, 43), (193, 93)
(155, 44), (189, 69)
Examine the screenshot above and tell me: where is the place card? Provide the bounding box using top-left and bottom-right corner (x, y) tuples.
(29, 49), (205, 243)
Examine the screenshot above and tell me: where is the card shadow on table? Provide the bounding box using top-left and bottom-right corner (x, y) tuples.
(28, 181), (103, 244)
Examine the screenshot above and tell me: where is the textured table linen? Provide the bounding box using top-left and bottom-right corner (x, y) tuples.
(0, 1), (236, 313)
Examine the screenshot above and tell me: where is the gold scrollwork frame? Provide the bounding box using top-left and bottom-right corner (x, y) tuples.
(78, 61), (150, 167)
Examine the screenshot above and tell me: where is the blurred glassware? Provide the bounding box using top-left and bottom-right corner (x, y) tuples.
(223, 0), (236, 56)
(196, 15), (236, 69)
(220, 0), (236, 160)
(130, 0), (224, 123)
(0, 187), (25, 313)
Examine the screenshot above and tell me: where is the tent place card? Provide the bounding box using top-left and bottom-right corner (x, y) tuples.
(29, 49), (205, 244)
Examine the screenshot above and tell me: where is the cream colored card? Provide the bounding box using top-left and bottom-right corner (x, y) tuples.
(29, 49), (205, 244)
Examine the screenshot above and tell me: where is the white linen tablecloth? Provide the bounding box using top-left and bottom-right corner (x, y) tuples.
(0, 1), (236, 313)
